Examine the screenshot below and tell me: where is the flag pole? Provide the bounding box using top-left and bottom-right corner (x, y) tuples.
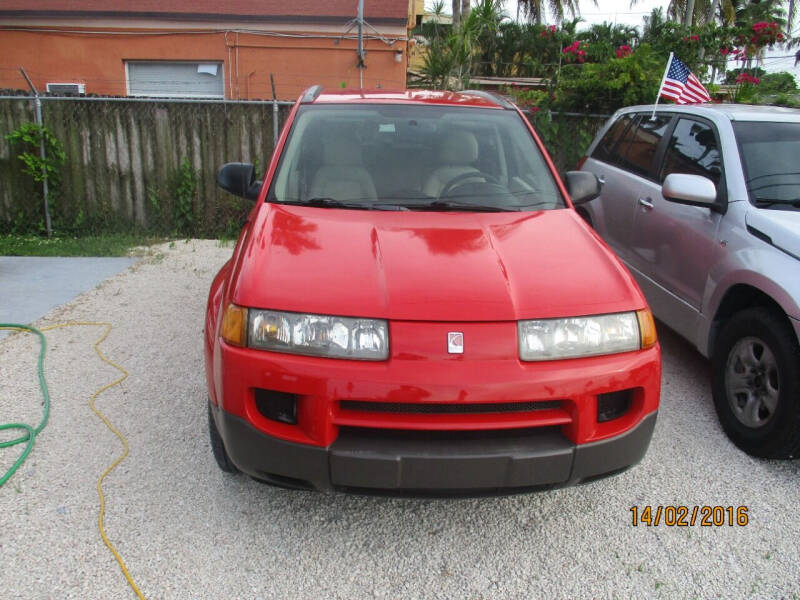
(652, 52), (674, 120)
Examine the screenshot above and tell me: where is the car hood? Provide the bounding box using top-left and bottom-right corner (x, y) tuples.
(231, 205), (645, 322)
(745, 208), (800, 260)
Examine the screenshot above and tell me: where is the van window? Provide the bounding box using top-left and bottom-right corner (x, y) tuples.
(615, 114), (672, 178)
(591, 115), (632, 164)
(660, 118), (722, 188)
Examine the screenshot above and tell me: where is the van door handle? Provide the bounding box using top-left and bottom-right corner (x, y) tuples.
(638, 197), (654, 209)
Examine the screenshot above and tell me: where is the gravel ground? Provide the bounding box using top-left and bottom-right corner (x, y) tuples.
(1, 239), (798, 600)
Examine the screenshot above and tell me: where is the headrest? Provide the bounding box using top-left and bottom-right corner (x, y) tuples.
(438, 130), (479, 165)
(322, 135), (363, 166)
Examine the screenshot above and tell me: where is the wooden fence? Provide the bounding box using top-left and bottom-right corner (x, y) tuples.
(0, 96), (293, 235)
(0, 96), (608, 236)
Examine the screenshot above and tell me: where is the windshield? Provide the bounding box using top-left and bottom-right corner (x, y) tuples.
(267, 104), (564, 212)
(734, 121), (800, 210)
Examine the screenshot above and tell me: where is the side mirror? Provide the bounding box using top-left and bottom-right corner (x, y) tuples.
(217, 162), (262, 201)
(662, 174), (716, 207)
(564, 171), (601, 205)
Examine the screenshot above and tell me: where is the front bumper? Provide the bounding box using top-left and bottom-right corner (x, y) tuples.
(210, 401), (657, 494)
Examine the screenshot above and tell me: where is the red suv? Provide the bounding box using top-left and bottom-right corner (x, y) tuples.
(204, 87), (661, 494)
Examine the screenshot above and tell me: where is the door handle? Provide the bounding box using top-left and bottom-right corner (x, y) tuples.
(597, 175), (606, 184)
(638, 197), (654, 209)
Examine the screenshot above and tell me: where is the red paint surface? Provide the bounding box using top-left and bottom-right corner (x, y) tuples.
(204, 90), (661, 450)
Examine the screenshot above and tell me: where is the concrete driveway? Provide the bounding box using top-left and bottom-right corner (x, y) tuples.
(1, 241), (798, 599)
(0, 256), (136, 335)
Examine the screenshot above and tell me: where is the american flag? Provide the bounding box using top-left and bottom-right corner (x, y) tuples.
(660, 56), (711, 104)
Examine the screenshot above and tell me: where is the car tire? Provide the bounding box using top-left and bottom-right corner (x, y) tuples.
(711, 307), (800, 459)
(208, 402), (240, 473)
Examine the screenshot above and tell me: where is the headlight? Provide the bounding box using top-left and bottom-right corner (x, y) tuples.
(518, 311), (651, 361)
(245, 308), (389, 360)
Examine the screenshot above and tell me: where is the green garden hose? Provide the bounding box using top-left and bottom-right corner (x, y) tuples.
(0, 321), (146, 598)
(0, 323), (49, 488)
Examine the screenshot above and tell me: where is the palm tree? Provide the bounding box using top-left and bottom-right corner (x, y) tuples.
(452, 0), (474, 24)
(517, 0), (588, 24)
(421, 0), (506, 88)
(429, 0), (447, 22)
(635, 0), (725, 27)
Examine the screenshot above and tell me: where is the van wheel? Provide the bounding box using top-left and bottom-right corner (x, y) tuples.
(711, 308), (800, 459)
(208, 403), (239, 473)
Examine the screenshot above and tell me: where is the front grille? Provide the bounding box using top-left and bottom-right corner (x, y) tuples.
(337, 425), (564, 441)
(340, 400), (562, 415)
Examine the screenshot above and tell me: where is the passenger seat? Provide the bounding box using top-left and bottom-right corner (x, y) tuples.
(309, 136), (378, 202)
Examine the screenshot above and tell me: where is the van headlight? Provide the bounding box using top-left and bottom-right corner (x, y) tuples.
(518, 310), (655, 361)
(237, 308), (388, 360)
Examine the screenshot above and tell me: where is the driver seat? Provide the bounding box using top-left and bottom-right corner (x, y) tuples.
(422, 130), (481, 197)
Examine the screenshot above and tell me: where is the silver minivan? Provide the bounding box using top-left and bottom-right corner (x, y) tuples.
(578, 103), (800, 459)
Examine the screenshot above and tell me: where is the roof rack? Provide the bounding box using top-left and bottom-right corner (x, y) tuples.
(460, 89), (514, 109)
(300, 85), (323, 103)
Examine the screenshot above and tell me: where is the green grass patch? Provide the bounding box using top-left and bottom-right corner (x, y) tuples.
(0, 233), (167, 257)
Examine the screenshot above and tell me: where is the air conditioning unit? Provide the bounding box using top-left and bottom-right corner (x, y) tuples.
(46, 82), (86, 95)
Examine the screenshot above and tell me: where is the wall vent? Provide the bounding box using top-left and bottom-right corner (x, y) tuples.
(46, 82), (86, 95)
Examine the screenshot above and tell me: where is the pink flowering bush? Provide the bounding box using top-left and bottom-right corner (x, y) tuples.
(735, 73), (760, 85)
(540, 25), (557, 38)
(563, 40), (587, 63)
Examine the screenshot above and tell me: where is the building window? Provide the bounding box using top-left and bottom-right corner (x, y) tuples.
(125, 61), (224, 98)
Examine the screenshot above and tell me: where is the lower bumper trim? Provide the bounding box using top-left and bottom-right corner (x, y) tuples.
(210, 402), (657, 494)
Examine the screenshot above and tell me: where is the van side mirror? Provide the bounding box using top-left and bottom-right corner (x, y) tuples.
(662, 174), (717, 208)
(564, 171), (601, 205)
(217, 162), (262, 201)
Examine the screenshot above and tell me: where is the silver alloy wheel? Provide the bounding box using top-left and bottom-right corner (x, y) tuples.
(725, 336), (780, 428)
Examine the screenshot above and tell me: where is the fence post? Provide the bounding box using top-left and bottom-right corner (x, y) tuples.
(270, 74), (279, 148)
(19, 67), (52, 236)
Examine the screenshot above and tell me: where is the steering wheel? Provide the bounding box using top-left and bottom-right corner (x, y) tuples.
(439, 170), (499, 198)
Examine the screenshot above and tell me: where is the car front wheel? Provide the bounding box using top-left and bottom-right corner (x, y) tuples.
(712, 308), (800, 459)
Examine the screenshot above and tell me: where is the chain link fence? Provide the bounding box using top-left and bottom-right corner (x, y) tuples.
(1, 95), (294, 236)
(523, 110), (610, 175)
(1, 95), (609, 237)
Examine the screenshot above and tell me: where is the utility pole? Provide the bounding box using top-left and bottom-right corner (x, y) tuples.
(342, 0), (395, 89)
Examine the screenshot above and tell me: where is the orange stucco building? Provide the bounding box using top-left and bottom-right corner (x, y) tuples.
(0, 0), (412, 100)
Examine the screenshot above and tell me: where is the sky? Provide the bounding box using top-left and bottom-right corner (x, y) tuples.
(426, 0), (799, 77)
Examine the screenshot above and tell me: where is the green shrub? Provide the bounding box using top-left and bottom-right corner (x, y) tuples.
(553, 45), (662, 114)
(172, 158), (198, 236)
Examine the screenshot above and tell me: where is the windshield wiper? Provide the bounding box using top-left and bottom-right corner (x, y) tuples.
(412, 200), (519, 212)
(279, 198), (409, 211)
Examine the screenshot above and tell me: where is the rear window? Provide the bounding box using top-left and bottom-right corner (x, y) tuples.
(268, 104), (564, 212)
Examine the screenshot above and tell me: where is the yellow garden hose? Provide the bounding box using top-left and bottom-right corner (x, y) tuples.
(0, 322), (147, 600)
